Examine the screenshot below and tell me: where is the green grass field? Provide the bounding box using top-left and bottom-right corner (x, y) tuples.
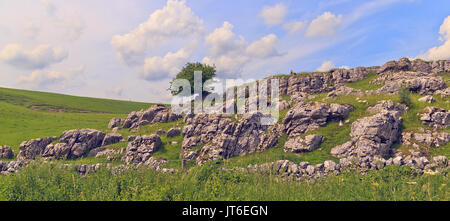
(0, 87), (153, 153)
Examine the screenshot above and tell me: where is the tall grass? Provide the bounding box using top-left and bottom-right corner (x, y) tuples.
(0, 162), (447, 201)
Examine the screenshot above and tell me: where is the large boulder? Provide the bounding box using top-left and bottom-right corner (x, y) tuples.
(121, 135), (162, 166)
(42, 129), (106, 160)
(101, 133), (123, 146)
(402, 131), (450, 148)
(194, 113), (278, 165)
(283, 102), (353, 136)
(284, 135), (323, 153)
(331, 111), (402, 158)
(330, 67), (369, 83)
(17, 137), (57, 160)
(167, 128), (181, 138)
(181, 113), (278, 165)
(420, 107), (449, 128)
(121, 104), (182, 130)
(373, 71), (446, 95)
(108, 118), (122, 129)
(0, 146), (13, 159)
(367, 100), (408, 114)
(378, 58), (450, 74)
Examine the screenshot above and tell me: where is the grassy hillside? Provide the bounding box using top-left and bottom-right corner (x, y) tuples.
(0, 87), (153, 151)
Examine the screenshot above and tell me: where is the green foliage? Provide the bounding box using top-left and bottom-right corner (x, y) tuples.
(399, 86), (413, 107)
(168, 62), (216, 96)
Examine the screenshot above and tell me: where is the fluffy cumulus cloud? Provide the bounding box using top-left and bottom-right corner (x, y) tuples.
(316, 61), (335, 72)
(306, 12), (343, 38)
(283, 20), (307, 34)
(17, 70), (71, 89)
(111, 0), (204, 65)
(202, 22), (280, 78)
(141, 41), (198, 80)
(0, 44), (68, 70)
(246, 34), (279, 58)
(417, 15), (450, 61)
(260, 4), (287, 27)
(204, 22), (247, 57)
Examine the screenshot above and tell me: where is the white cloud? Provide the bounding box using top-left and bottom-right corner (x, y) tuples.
(306, 12), (343, 38)
(204, 21), (247, 57)
(203, 55), (250, 79)
(417, 15), (450, 61)
(283, 20), (307, 34)
(202, 22), (281, 78)
(56, 16), (85, 41)
(316, 61), (335, 72)
(0, 44), (68, 69)
(246, 34), (279, 58)
(111, 0), (204, 65)
(17, 70), (71, 89)
(141, 41), (198, 80)
(260, 4), (287, 27)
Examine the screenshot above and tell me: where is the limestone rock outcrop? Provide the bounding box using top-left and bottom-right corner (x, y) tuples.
(182, 113), (278, 164)
(420, 107), (449, 128)
(378, 58), (450, 74)
(331, 111), (402, 158)
(101, 133), (123, 146)
(283, 102), (354, 136)
(121, 135), (162, 166)
(284, 135), (323, 153)
(42, 129), (106, 160)
(17, 137), (57, 160)
(121, 104), (182, 130)
(373, 71), (446, 95)
(0, 146), (13, 159)
(367, 100), (408, 114)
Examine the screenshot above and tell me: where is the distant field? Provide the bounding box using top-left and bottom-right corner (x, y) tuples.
(0, 87), (153, 151)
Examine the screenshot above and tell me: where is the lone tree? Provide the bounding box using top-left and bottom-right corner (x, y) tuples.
(168, 62), (216, 96)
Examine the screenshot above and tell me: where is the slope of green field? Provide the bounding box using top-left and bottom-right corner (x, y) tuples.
(0, 87), (153, 151)
(0, 87), (153, 114)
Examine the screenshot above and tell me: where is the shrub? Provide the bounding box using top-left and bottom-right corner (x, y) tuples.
(399, 86), (413, 107)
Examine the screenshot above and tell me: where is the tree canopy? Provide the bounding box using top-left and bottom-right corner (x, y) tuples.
(168, 62), (217, 96)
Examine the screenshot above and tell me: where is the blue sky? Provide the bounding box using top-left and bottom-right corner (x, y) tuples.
(0, 0), (449, 103)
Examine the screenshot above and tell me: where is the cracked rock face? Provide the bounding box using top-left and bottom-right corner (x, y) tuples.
(284, 135), (323, 153)
(181, 113), (278, 165)
(17, 137), (57, 160)
(373, 71), (446, 95)
(283, 102), (354, 136)
(0, 146), (13, 159)
(402, 131), (450, 148)
(367, 100), (408, 114)
(107, 118), (122, 129)
(378, 58), (450, 74)
(420, 107), (449, 128)
(331, 111), (402, 158)
(167, 128), (181, 138)
(102, 133), (123, 146)
(121, 135), (162, 166)
(120, 104), (182, 130)
(330, 67), (369, 84)
(42, 129), (106, 160)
